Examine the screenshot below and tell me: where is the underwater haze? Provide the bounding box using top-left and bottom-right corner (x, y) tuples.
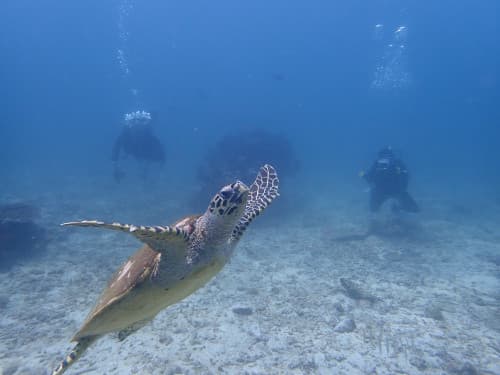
(1, 0), (500, 374)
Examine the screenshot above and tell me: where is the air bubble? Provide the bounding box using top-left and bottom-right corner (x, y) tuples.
(373, 24), (384, 41)
(371, 24), (411, 90)
(116, 0), (134, 78)
(394, 25), (408, 42)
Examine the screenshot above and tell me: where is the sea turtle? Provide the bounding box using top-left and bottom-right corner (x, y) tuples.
(51, 164), (279, 375)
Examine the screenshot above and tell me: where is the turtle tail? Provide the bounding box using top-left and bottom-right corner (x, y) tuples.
(51, 336), (97, 375)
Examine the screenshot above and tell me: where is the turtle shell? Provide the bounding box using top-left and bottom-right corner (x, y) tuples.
(72, 244), (160, 340)
(72, 215), (200, 341)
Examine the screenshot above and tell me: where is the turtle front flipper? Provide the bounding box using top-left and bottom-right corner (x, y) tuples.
(52, 336), (97, 375)
(231, 164), (280, 241)
(62, 220), (189, 252)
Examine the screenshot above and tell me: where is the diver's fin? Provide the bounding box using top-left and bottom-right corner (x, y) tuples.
(51, 336), (97, 375)
(62, 220), (189, 252)
(231, 164), (279, 241)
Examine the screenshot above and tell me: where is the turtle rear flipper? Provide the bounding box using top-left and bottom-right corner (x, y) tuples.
(231, 164), (279, 241)
(52, 336), (97, 375)
(61, 220), (189, 253)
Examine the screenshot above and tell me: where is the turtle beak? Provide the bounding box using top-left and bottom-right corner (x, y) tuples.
(230, 181), (249, 203)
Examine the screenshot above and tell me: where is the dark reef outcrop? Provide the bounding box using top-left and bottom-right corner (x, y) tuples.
(0, 202), (48, 270)
(192, 128), (299, 211)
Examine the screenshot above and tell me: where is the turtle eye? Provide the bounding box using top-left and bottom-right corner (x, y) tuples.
(220, 187), (233, 199)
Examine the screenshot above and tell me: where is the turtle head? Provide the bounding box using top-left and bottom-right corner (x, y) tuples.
(207, 181), (249, 219)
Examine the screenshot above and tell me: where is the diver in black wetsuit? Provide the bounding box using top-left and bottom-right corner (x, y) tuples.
(112, 111), (165, 182)
(362, 146), (419, 213)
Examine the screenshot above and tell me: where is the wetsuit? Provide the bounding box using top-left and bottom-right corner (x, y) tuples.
(111, 124), (165, 182)
(364, 156), (419, 213)
(112, 125), (165, 164)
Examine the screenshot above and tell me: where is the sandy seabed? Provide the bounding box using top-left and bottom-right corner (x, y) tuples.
(0, 187), (499, 375)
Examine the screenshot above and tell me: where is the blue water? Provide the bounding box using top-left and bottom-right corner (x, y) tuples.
(1, 0), (499, 373)
(2, 0), (499, 193)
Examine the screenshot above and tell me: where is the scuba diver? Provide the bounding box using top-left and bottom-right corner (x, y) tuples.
(111, 110), (165, 182)
(361, 146), (419, 213)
